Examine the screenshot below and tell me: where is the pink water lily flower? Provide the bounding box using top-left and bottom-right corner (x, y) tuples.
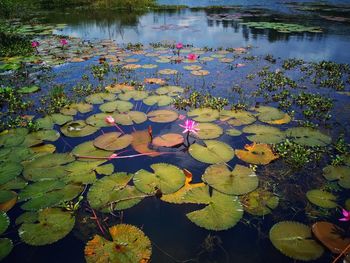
(105, 116), (115, 124)
(187, 53), (197, 60)
(339, 209), (350, 222)
(60, 38), (68, 46)
(176, 42), (183, 49)
(179, 119), (200, 134)
(31, 41), (40, 48)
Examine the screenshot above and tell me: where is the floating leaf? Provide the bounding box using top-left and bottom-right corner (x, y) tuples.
(202, 164), (258, 195)
(0, 128), (27, 147)
(183, 186), (243, 231)
(123, 64), (141, 70)
(306, 189), (337, 208)
(99, 100), (133, 113)
(269, 221), (324, 261)
(191, 70), (210, 76)
(189, 140), (234, 164)
(219, 110), (256, 126)
(312, 221), (350, 254)
(286, 127), (331, 146)
(183, 65), (202, 71)
(0, 162), (23, 185)
(143, 95), (173, 106)
(61, 120), (98, 137)
(323, 165), (350, 189)
(85, 93), (116, 104)
(85, 113), (110, 127)
(0, 238), (13, 261)
(243, 124), (285, 144)
(105, 83), (134, 94)
(94, 132), (133, 151)
(236, 143), (279, 165)
(134, 163), (185, 194)
(0, 191), (17, 212)
(226, 128), (242, 136)
(158, 69), (178, 75)
(23, 129), (60, 146)
(254, 106), (291, 124)
(196, 123), (223, 139)
(156, 86), (184, 96)
(18, 85), (40, 94)
(0, 212), (9, 235)
(240, 189), (279, 216)
(114, 111), (147, 125)
(36, 114), (73, 129)
(147, 110), (178, 123)
(84, 224), (152, 263)
(188, 108), (219, 122)
(131, 130), (159, 157)
(72, 141), (112, 162)
(19, 208), (75, 246)
(142, 64), (158, 69)
(119, 91), (148, 101)
(152, 133), (184, 147)
(144, 78), (165, 85)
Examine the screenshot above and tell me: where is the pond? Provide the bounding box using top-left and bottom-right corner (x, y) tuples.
(0, 1), (350, 263)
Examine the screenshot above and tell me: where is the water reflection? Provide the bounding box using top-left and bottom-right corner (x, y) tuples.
(43, 8), (350, 63)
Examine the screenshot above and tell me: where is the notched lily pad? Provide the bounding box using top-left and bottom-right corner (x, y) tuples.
(94, 132), (133, 151)
(306, 189), (337, 208)
(189, 140), (234, 164)
(236, 143), (279, 165)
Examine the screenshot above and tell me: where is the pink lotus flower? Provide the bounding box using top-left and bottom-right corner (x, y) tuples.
(31, 41), (40, 48)
(176, 42), (183, 49)
(339, 209), (350, 222)
(60, 38), (68, 46)
(178, 114), (186, 120)
(105, 116), (115, 124)
(179, 119), (200, 134)
(236, 63), (246, 68)
(187, 53), (197, 60)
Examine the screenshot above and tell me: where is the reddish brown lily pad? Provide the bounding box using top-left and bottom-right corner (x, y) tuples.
(152, 133), (184, 147)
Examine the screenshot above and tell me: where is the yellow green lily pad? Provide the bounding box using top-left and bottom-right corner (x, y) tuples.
(189, 140), (234, 164)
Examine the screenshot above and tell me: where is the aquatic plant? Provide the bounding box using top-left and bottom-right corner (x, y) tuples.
(339, 209), (350, 222)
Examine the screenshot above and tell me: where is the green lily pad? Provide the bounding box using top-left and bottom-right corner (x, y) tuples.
(0, 128), (28, 147)
(0, 212), (10, 235)
(0, 238), (13, 261)
(23, 129), (60, 147)
(0, 162), (23, 185)
(202, 164), (258, 195)
(183, 186), (243, 231)
(254, 106), (291, 124)
(219, 110), (256, 126)
(147, 110), (179, 123)
(18, 85), (40, 94)
(158, 69), (178, 75)
(72, 141), (113, 162)
(84, 224), (152, 263)
(269, 221), (324, 261)
(143, 95), (173, 106)
(36, 114), (73, 129)
(226, 128), (242, 136)
(0, 177), (28, 191)
(189, 140), (234, 164)
(156, 86), (184, 96)
(86, 93), (116, 104)
(306, 189), (337, 208)
(188, 108), (219, 122)
(240, 189), (279, 216)
(114, 111), (147, 125)
(86, 113), (111, 128)
(19, 208), (75, 246)
(99, 100), (133, 113)
(196, 123), (223, 139)
(286, 127), (331, 146)
(134, 163), (185, 195)
(61, 120), (98, 137)
(94, 132), (133, 151)
(243, 124), (285, 144)
(118, 90), (148, 101)
(64, 161), (108, 184)
(323, 165), (350, 189)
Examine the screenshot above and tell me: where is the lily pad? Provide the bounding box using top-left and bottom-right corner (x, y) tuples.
(156, 86), (184, 96)
(119, 90), (148, 101)
(312, 221), (350, 254)
(61, 120), (98, 137)
(144, 78), (166, 85)
(255, 106), (291, 124)
(18, 85), (40, 94)
(143, 95), (173, 106)
(0, 162), (23, 185)
(240, 189), (279, 216)
(0, 191), (17, 212)
(191, 70), (210, 76)
(94, 132), (133, 151)
(226, 128), (242, 136)
(0, 128), (28, 147)
(0, 238), (13, 261)
(188, 108), (219, 122)
(84, 224), (152, 263)
(147, 110), (178, 123)
(158, 69), (178, 75)
(19, 208), (75, 246)
(269, 221), (324, 261)
(189, 140), (234, 164)
(114, 111), (147, 125)
(236, 143), (279, 165)
(323, 165), (350, 189)
(152, 133), (184, 147)
(134, 163), (185, 194)
(196, 123), (223, 139)
(99, 100), (133, 113)
(0, 212), (9, 235)
(72, 141), (113, 162)
(105, 83), (134, 94)
(243, 124), (285, 144)
(131, 130), (160, 157)
(306, 189), (337, 208)
(286, 127), (331, 146)
(36, 114), (73, 129)
(220, 110), (256, 126)
(23, 129), (60, 146)
(85, 93), (116, 104)
(202, 164), (258, 195)
(183, 186), (243, 231)
(86, 113), (110, 127)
